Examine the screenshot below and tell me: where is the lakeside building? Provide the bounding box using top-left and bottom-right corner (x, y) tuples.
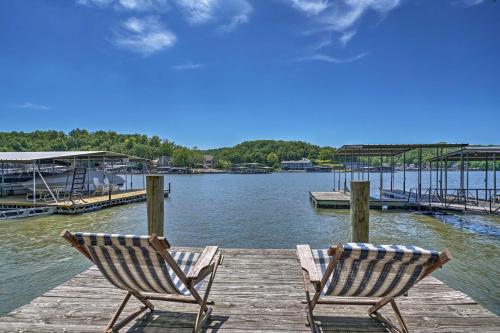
(203, 155), (215, 168)
(280, 158), (313, 170)
(232, 163), (272, 174)
(157, 156), (172, 167)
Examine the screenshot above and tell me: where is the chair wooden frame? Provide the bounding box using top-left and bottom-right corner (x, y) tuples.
(61, 230), (223, 333)
(297, 243), (452, 333)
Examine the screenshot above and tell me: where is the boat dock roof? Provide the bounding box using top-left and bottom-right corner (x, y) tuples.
(334, 143), (468, 157)
(0, 151), (144, 163)
(429, 146), (500, 161)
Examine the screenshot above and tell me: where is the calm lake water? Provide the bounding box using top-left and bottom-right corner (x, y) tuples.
(0, 171), (499, 315)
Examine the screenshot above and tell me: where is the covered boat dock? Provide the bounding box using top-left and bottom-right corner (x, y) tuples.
(309, 143), (498, 213)
(0, 151), (168, 217)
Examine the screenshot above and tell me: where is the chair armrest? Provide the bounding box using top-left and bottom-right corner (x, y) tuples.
(187, 246), (219, 282)
(297, 244), (321, 284)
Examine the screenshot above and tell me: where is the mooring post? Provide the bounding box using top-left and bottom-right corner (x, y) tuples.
(351, 180), (370, 243)
(147, 175), (164, 236)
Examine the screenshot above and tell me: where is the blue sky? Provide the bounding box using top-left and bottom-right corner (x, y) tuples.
(0, 0), (498, 149)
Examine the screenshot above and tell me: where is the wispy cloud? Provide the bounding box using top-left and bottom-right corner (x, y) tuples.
(340, 30), (356, 46)
(113, 16), (176, 56)
(5, 102), (51, 111)
(289, 0), (400, 45)
(172, 62), (204, 70)
(174, 0), (216, 24)
(288, 1), (398, 65)
(291, 0), (329, 15)
(77, 0), (114, 7)
(78, 0), (169, 11)
(454, 0), (484, 7)
(217, 0), (253, 33)
(295, 52), (367, 64)
(174, 0), (252, 32)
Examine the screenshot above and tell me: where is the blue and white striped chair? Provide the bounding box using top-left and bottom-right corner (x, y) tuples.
(61, 230), (222, 333)
(297, 243), (451, 333)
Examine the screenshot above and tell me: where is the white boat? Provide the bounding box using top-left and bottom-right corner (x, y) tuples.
(20, 169), (125, 193)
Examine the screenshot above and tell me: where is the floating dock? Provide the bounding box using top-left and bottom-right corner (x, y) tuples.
(310, 190), (500, 214)
(0, 248), (498, 332)
(382, 189), (500, 214)
(0, 189), (170, 215)
(309, 191), (407, 209)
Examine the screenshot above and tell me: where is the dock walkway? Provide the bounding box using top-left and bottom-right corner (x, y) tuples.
(309, 191), (407, 209)
(0, 189), (170, 215)
(1, 248), (498, 332)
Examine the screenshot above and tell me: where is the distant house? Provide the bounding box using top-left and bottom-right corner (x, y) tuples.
(158, 156), (172, 167)
(280, 158), (313, 170)
(342, 161), (363, 170)
(203, 155), (215, 168)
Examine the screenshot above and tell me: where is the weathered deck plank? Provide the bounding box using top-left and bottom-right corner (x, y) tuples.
(1, 248), (498, 332)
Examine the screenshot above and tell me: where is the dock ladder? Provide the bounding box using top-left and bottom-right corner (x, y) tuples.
(69, 167), (87, 204)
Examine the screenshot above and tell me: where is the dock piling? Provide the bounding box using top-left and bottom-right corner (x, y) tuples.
(350, 180), (370, 243)
(147, 175), (164, 236)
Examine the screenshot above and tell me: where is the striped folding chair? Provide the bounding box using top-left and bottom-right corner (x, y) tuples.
(61, 230), (223, 333)
(297, 243), (452, 333)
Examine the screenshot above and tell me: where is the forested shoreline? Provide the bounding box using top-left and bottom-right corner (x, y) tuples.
(0, 130), (494, 170)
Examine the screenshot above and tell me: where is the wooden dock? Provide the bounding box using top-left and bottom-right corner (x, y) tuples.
(382, 189), (500, 215)
(309, 191), (407, 209)
(0, 189), (169, 215)
(1, 248), (498, 332)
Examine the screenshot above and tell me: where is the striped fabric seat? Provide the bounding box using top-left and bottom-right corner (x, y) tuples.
(312, 243), (440, 298)
(74, 232), (203, 296)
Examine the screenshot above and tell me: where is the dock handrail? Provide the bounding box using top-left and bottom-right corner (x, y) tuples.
(406, 187), (499, 214)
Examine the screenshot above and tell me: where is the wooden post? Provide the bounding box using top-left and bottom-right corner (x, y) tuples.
(351, 180), (370, 243)
(1, 161), (4, 197)
(147, 175), (164, 236)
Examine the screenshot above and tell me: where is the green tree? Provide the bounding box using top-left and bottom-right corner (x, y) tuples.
(318, 147), (336, 162)
(266, 152), (279, 166)
(159, 141), (175, 157)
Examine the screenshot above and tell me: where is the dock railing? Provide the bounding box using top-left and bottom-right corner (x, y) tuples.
(407, 187), (499, 214)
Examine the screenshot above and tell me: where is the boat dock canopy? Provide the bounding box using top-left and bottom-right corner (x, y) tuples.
(0, 151), (144, 163)
(429, 146), (500, 161)
(334, 143), (468, 157)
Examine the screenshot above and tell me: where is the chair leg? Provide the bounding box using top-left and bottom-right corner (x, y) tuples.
(304, 291), (318, 333)
(103, 291), (150, 333)
(301, 269), (319, 333)
(193, 255), (221, 333)
(130, 290), (155, 311)
(368, 298), (409, 333)
(194, 306), (212, 333)
(104, 292), (131, 332)
(390, 300), (409, 333)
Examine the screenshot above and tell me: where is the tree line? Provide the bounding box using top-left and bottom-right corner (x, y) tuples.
(0, 130), (495, 170)
(0, 131), (336, 169)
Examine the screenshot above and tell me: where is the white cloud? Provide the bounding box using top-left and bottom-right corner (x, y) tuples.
(340, 30), (356, 46)
(118, 0), (169, 11)
(175, 0), (252, 31)
(295, 52), (367, 63)
(217, 0), (253, 33)
(5, 102), (51, 111)
(77, 0), (168, 11)
(290, 0), (400, 32)
(114, 16), (176, 55)
(291, 0), (329, 15)
(174, 0), (217, 24)
(77, 0), (114, 7)
(455, 0), (484, 7)
(172, 63), (204, 70)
